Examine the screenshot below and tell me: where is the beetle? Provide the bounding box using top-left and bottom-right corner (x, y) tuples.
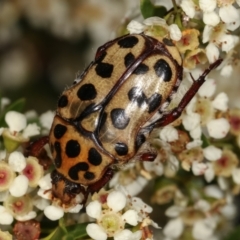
(29, 33), (222, 205)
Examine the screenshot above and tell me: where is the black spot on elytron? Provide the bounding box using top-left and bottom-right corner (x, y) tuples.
(133, 63), (149, 75)
(54, 124), (67, 139)
(110, 108), (130, 129)
(124, 52), (135, 68)
(118, 36), (139, 48)
(54, 142), (62, 168)
(88, 148), (102, 166)
(65, 140), (81, 158)
(68, 162), (89, 181)
(136, 133), (146, 149)
(128, 87), (147, 107)
(77, 83), (97, 101)
(163, 38), (174, 46)
(98, 112), (107, 132)
(58, 95), (68, 108)
(148, 93), (162, 113)
(95, 62), (114, 78)
(154, 59), (172, 82)
(84, 171), (95, 180)
(115, 142), (128, 156)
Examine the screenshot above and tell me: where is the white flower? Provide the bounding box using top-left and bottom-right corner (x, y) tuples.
(194, 200), (211, 212)
(15, 211), (37, 221)
(127, 20), (145, 34)
(163, 217), (184, 238)
(86, 200), (102, 219)
(198, 78), (216, 98)
(86, 189), (144, 239)
(204, 163), (215, 182)
(5, 111), (26, 132)
(38, 173), (52, 190)
(165, 206), (184, 218)
(44, 205), (64, 221)
(180, 0), (196, 18)
(86, 224), (107, 240)
(203, 146), (222, 161)
(212, 92), (228, 111)
(186, 139), (203, 149)
(203, 11), (220, 26)
(220, 64), (233, 77)
(114, 229), (142, 240)
(8, 151), (26, 172)
(219, 4), (240, 24)
(192, 218), (216, 239)
(0, 205), (13, 225)
(169, 24), (182, 41)
(219, 35), (239, 52)
(218, 176), (229, 190)
(107, 191), (126, 212)
(9, 174), (29, 197)
(39, 110), (55, 130)
(33, 197), (50, 211)
(199, 0), (217, 12)
(182, 113), (201, 131)
(130, 196), (153, 221)
(232, 168), (240, 184)
(206, 43), (220, 63)
(22, 123), (40, 138)
(122, 210), (138, 226)
(159, 125), (178, 142)
(206, 118), (230, 139)
(204, 185), (223, 199)
(192, 162), (208, 175)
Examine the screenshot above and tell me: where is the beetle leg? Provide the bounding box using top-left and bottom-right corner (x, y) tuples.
(25, 136), (49, 156)
(149, 59), (223, 128)
(87, 168), (114, 193)
(139, 152), (157, 162)
(25, 136), (52, 170)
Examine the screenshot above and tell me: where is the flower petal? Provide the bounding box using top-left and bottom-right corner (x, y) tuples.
(86, 223), (107, 240)
(203, 146), (222, 161)
(207, 118), (230, 139)
(127, 20), (145, 34)
(159, 126), (178, 142)
(169, 24), (182, 41)
(219, 5), (239, 23)
(122, 209), (138, 226)
(5, 111), (26, 132)
(199, 0), (216, 12)
(203, 11), (220, 26)
(163, 218), (184, 238)
(86, 200), (102, 219)
(8, 151), (26, 172)
(44, 205), (64, 221)
(9, 175), (29, 197)
(107, 191), (126, 212)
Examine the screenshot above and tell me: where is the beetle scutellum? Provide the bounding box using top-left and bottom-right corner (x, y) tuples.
(29, 33), (222, 205)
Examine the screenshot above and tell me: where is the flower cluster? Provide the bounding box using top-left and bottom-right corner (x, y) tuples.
(0, 0), (240, 239)
(86, 187), (158, 240)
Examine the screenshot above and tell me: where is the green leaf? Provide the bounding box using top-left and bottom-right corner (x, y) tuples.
(224, 226), (240, 240)
(42, 223), (89, 240)
(0, 98), (25, 127)
(140, 0), (167, 19)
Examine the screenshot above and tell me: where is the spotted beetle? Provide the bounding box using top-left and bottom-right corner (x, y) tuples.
(29, 33), (222, 205)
